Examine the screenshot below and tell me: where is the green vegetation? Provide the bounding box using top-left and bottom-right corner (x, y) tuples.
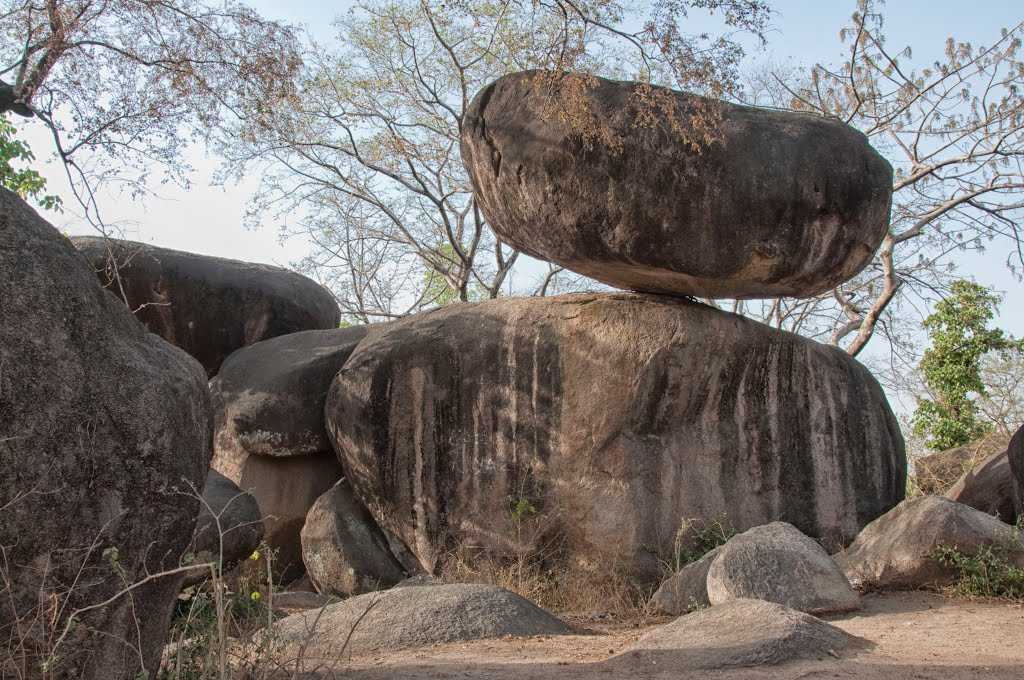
(669, 515), (736, 572)
(911, 280), (1023, 451)
(933, 542), (1024, 600)
(0, 115), (60, 210)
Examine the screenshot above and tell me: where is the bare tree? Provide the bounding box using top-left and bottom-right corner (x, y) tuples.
(220, 0), (770, 322)
(0, 0), (302, 226)
(741, 0), (1024, 360)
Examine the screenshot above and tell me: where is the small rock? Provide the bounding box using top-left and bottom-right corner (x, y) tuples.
(648, 547), (721, 615)
(270, 583), (570, 657)
(706, 522), (860, 614)
(611, 599), (869, 669)
(186, 469), (264, 583)
(836, 495), (1024, 590)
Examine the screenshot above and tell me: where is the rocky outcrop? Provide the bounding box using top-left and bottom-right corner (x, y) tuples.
(836, 496), (1024, 590)
(461, 70), (892, 299)
(0, 189), (211, 679)
(648, 547), (720, 616)
(189, 469), (263, 574)
(705, 523), (859, 615)
(613, 599), (869, 670)
(212, 449), (343, 582)
(270, 584), (570, 657)
(301, 480), (406, 596)
(1009, 426), (1024, 515)
(211, 327), (369, 459)
(70, 236), (340, 376)
(946, 449), (1018, 524)
(914, 435), (1007, 495)
(327, 292), (905, 581)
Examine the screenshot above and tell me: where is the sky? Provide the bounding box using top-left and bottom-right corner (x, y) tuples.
(13, 0), (1024, 351)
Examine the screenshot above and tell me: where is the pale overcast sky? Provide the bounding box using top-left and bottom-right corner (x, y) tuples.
(15, 0), (1024, 349)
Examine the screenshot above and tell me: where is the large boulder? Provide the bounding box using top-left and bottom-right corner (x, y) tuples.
(327, 292), (906, 582)
(212, 449), (343, 583)
(836, 496), (1024, 590)
(189, 469), (264, 575)
(913, 435), (1006, 495)
(0, 189), (211, 678)
(211, 327), (369, 459)
(460, 70), (893, 299)
(301, 480), (406, 597)
(1009, 425), (1024, 515)
(946, 449), (1018, 524)
(705, 522), (860, 615)
(648, 547), (720, 616)
(613, 599), (868, 670)
(270, 583), (569, 657)
(71, 236), (340, 376)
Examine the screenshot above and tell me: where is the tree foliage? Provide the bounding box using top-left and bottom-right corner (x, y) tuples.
(741, 0), (1024, 360)
(911, 280), (1023, 451)
(0, 114), (59, 209)
(221, 0), (771, 322)
(0, 0), (302, 225)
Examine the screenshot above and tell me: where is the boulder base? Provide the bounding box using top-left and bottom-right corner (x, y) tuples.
(327, 293), (906, 581)
(461, 70), (893, 299)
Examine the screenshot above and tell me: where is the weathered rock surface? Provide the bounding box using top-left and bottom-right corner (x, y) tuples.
(914, 435), (1007, 495)
(836, 496), (1024, 590)
(327, 293), (906, 581)
(212, 448), (343, 582)
(705, 522), (860, 614)
(189, 469), (264, 573)
(648, 547), (720, 616)
(1009, 426), (1024, 516)
(614, 599), (869, 670)
(301, 480), (406, 596)
(946, 449), (1018, 524)
(0, 189), (211, 678)
(71, 236), (340, 376)
(271, 584), (570, 656)
(461, 71), (893, 299)
(211, 327), (369, 458)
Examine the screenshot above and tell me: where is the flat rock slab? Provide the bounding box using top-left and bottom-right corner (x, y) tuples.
(836, 495), (1024, 590)
(461, 70), (893, 299)
(614, 599), (869, 670)
(71, 236), (340, 375)
(707, 522), (860, 614)
(270, 583), (570, 658)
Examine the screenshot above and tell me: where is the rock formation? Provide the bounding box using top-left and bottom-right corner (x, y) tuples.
(0, 189), (211, 678)
(461, 70), (893, 299)
(327, 293), (906, 581)
(71, 236), (340, 375)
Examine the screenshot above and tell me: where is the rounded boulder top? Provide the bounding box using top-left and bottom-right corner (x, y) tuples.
(461, 70), (893, 299)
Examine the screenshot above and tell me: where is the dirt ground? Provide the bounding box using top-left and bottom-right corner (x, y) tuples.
(285, 591), (1024, 679)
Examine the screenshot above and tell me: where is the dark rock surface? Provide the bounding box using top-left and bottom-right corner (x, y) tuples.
(0, 189), (211, 678)
(705, 522), (860, 615)
(945, 449), (1018, 524)
(327, 292), (906, 581)
(189, 469), (264, 574)
(301, 480), (407, 596)
(1009, 426), (1024, 516)
(836, 496), (1024, 590)
(211, 327), (369, 458)
(70, 236), (340, 376)
(212, 448), (344, 583)
(614, 599), (869, 670)
(271, 583), (570, 657)
(461, 70), (893, 299)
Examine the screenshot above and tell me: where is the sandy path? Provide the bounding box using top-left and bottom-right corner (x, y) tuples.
(284, 592), (1024, 679)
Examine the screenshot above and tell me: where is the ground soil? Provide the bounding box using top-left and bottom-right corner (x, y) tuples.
(286, 591), (1024, 679)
